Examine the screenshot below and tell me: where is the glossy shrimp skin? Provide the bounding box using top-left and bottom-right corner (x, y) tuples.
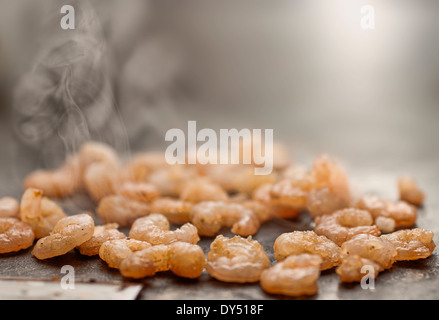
(314, 208), (381, 246)
(273, 231), (341, 270)
(31, 213), (95, 260)
(150, 198), (193, 224)
(129, 213), (199, 245)
(0, 218), (35, 253)
(381, 228), (436, 261)
(191, 201), (260, 237)
(336, 255), (383, 283)
(20, 188), (67, 239)
(99, 238), (152, 269)
(205, 235), (270, 283)
(77, 223), (127, 256)
(260, 254), (322, 297)
(96, 195), (150, 227)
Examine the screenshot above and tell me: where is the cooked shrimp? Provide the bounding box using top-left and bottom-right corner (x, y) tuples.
(96, 195), (150, 227)
(147, 166), (197, 197)
(240, 200), (272, 223)
(23, 155), (82, 198)
(118, 182), (159, 203)
(129, 213), (199, 245)
(180, 178), (228, 203)
(336, 254), (383, 283)
(32, 213), (95, 260)
(206, 235), (270, 283)
(119, 246), (164, 279)
(375, 216), (396, 234)
(76, 223), (126, 256)
(398, 177), (425, 207)
(0, 218), (35, 253)
(122, 152), (168, 183)
(356, 195), (417, 228)
(306, 187), (347, 219)
(78, 141), (119, 170)
(99, 238), (151, 269)
(191, 201), (260, 237)
(0, 197), (20, 218)
(168, 242), (206, 279)
(83, 162), (119, 202)
(310, 154), (351, 205)
(270, 179), (308, 210)
(381, 228), (435, 261)
(340, 234), (397, 269)
(314, 208), (381, 246)
(273, 231), (341, 270)
(20, 188), (67, 238)
(150, 197), (193, 224)
(260, 254), (322, 297)
(253, 184), (300, 219)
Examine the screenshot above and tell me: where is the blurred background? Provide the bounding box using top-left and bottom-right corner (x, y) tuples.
(0, 0), (438, 197)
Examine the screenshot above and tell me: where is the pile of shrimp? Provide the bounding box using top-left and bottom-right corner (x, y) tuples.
(0, 140), (435, 298)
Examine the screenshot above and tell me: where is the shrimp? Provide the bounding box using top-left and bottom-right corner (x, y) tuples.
(314, 208), (381, 246)
(180, 178), (229, 203)
(129, 213), (199, 245)
(310, 154), (351, 205)
(306, 187), (347, 219)
(150, 197), (193, 224)
(99, 238), (151, 269)
(122, 152), (168, 183)
(260, 254), (322, 297)
(23, 155), (82, 198)
(83, 162), (119, 202)
(398, 177), (425, 207)
(20, 188), (67, 238)
(168, 242), (206, 279)
(253, 184), (300, 219)
(206, 235), (270, 283)
(270, 179), (308, 210)
(78, 141), (120, 170)
(375, 216), (396, 234)
(76, 223), (126, 256)
(240, 200), (272, 224)
(120, 242), (206, 279)
(0, 218), (35, 253)
(356, 195), (417, 228)
(273, 231), (341, 270)
(340, 234), (397, 269)
(191, 201), (260, 237)
(32, 213), (95, 260)
(96, 195), (150, 227)
(381, 228), (435, 261)
(147, 165), (197, 197)
(118, 182), (159, 203)
(0, 197), (19, 218)
(336, 255), (383, 283)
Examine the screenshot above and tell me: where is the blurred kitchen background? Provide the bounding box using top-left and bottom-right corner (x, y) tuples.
(0, 0), (438, 199)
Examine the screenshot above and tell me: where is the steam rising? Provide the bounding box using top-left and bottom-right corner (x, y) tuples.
(13, 0), (129, 168)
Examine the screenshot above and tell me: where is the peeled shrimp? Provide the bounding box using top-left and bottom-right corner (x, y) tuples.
(96, 195), (150, 227)
(336, 254), (383, 283)
(260, 254), (322, 297)
(147, 165), (197, 197)
(150, 197), (193, 224)
(78, 141), (119, 170)
(310, 154), (351, 205)
(306, 187), (347, 219)
(118, 182), (159, 203)
(398, 177), (425, 207)
(356, 195), (417, 228)
(23, 155), (82, 198)
(206, 235), (270, 283)
(253, 183), (300, 219)
(83, 162), (119, 202)
(191, 201), (260, 237)
(99, 238), (151, 269)
(32, 213), (95, 260)
(77, 223), (126, 256)
(381, 228), (435, 261)
(129, 213), (199, 245)
(273, 231), (341, 270)
(314, 208), (381, 246)
(0, 197), (20, 218)
(0, 218), (35, 253)
(270, 179), (308, 210)
(120, 242), (206, 279)
(180, 179), (228, 203)
(340, 234), (397, 269)
(20, 188), (67, 238)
